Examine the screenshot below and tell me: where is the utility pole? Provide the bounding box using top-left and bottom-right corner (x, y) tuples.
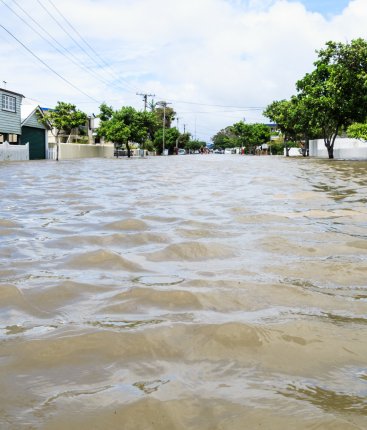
(156, 101), (171, 155)
(176, 117), (180, 131)
(136, 92), (155, 111)
(183, 124), (186, 134)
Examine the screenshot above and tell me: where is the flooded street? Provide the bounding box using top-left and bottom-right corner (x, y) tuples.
(1, 155), (367, 429)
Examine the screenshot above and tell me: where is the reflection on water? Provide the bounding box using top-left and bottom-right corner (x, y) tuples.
(280, 383), (367, 415)
(0, 156), (367, 429)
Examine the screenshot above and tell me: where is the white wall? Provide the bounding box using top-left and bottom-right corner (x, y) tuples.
(0, 141), (29, 161)
(284, 147), (302, 156)
(47, 143), (114, 160)
(309, 138), (367, 159)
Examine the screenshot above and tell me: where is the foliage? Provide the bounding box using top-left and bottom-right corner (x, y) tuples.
(39, 101), (87, 137)
(269, 140), (284, 155)
(211, 127), (238, 149)
(177, 132), (191, 149)
(155, 106), (176, 128)
(347, 122), (367, 141)
(231, 122), (271, 153)
(212, 123), (270, 153)
(97, 105), (159, 157)
(153, 127), (180, 154)
(296, 38), (367, 158)
(185, 139), (205, 152)
(264, 97), (320, 143)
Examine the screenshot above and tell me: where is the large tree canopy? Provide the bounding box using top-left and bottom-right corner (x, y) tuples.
(231, 122), (270, 153)
(296, 38), (367, 158)
(211, 123), (270, 153)
(40, 101), (87, 137)
(153, 127), (180, 155)
(38, 101), (88, 161)
(263, 96), (319, 156)
(211, 126), (237, 149)
(347, 122), (367, 141)
(97, 105), (159, 157)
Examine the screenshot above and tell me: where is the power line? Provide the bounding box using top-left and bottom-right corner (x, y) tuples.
(46, 0), (111, 70)
(158, 97), (265, 110)
(0, 0), (125, 93)
(0, 23), (101, 103)
(38, 0), (138, 93)
(36, 0), (99, 68)
(136, 92), (155, 111)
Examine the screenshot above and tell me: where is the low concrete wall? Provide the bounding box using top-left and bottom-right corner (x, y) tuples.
(0, 141), (29, 161)
(47, 143), (114, 160)
(309, 138), (367, 159)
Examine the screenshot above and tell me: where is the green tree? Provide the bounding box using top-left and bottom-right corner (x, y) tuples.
(177, 132), (191, 150)
(347, 122), (367, 141)
(153, 127), (180, 155)
(263, 97), (316, 156)
(97, 106), (159, 157)
(211, 126), (238, 149)
(296, 38), (367, 159)
(38, 101), (87, 160)
(232, 122), (270, 154)
(155, 106), (176, 128)
(185, 139), (205, 152)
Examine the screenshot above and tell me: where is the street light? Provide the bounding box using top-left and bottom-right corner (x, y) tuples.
(156, 101), (171, 155)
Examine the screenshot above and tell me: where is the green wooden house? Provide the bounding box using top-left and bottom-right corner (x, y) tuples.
(0, 87), (24, 143)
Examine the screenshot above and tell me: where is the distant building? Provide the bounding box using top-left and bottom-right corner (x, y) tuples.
(265, 123), (279, 134)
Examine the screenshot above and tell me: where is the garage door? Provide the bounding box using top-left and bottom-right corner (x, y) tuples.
(22, 126), (46, 160)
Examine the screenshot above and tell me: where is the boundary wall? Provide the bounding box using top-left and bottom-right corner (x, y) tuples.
(309, 138), (367, 159)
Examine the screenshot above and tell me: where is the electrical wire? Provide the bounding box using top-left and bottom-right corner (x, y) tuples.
(37, 0), (138, 93)
(0, 23), (101, 103)
(1, 0), (127, 93)
(157, 96), (265, 110)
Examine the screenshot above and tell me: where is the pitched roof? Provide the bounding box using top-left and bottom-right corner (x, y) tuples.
(21, 102), (50, 128)
(0, 88), (25, 98)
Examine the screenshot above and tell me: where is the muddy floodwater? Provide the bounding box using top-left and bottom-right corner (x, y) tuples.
(0, 155), (367, 429)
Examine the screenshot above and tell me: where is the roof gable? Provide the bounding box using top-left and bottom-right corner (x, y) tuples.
(21, 105), (48, 129)
(0, 88), (25, 98)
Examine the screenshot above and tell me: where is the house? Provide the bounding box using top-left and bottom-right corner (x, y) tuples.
(21, 104), (48, 159)
(0, 87), (24, 144)
(265, 123), (278, 134)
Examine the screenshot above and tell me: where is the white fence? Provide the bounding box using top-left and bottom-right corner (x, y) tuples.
(0, 141), (29, 161)
(309, 138), (367, 159)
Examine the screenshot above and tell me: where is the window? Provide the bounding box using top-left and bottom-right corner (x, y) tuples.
(2, 94), (16, 112)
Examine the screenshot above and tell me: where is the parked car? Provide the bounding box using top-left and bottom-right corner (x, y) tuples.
(178, 148), (186, 155)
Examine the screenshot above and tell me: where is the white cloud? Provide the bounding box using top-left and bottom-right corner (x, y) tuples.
(1, 0), (366, 141)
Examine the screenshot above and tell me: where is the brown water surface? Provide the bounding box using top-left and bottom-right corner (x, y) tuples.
(0, 155), (367, 429)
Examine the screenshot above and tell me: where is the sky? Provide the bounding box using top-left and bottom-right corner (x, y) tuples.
(0, 0), (366, 142)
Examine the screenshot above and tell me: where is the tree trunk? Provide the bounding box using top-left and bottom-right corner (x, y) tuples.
(56, 135), (59, 161)
(326, 144), (334, 159)
(126, 142), (131, 158)
(324, 126), (339, 159)
(302, 135), (309, 157)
